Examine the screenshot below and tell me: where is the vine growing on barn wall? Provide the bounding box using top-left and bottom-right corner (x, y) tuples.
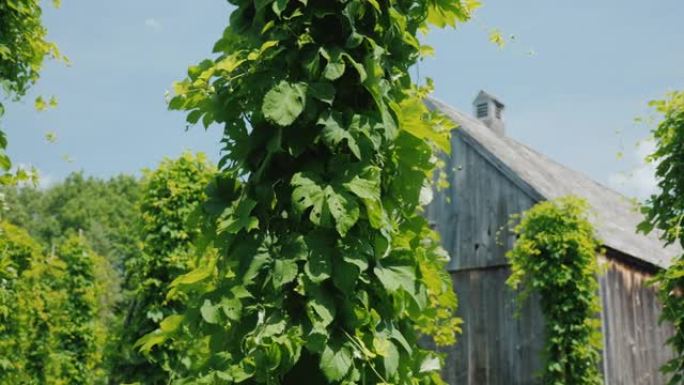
(638, 91), (684, 385)
(506, 197), (603, 385)
(137, 0), (478, 383)
(112, 152), (216, 385)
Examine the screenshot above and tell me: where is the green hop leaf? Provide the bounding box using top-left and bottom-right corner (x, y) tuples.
(273, 259), (299, 289)
(320, 342), (353, 381)
(262, 81), (307, 126)
(200, 299), (221, 324)
(374, 260), (416, 293)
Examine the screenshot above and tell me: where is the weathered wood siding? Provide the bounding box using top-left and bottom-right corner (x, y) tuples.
(428, 130), (675, 385)
(426, 130), (536, 271)
(599, 254), (674, 385)
(434, 256), (674, 385)
(438, 266), (546, 385)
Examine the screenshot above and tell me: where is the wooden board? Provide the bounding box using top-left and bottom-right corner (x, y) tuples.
(426, 132), (535, 271)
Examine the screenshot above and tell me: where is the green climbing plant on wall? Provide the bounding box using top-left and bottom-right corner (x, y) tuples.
(137, 0), (478, 383)
(506, 197), (603, 385)
(638, 91), (684, 385)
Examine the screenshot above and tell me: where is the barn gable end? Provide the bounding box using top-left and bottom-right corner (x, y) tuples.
(425, 95), (676, 385)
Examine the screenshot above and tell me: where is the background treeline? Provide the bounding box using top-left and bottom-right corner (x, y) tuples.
(0, 152), (214, 384)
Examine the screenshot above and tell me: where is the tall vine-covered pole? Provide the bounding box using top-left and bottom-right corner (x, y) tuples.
(639, 91), (684, 385)
(112, 153), (216, 385)
(138, 0), (478, 383)
(0, 222), (47, 384)
(506, 197), (603, 385)
(50, 235), (109, 384)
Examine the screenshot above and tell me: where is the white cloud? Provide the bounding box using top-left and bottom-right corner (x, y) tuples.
(608, 139), (657, 201)
(144, 18), (162, 31)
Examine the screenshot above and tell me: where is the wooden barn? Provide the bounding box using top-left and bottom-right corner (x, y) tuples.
(425, 92), (681, 385)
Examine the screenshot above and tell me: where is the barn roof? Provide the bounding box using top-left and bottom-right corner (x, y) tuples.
(426, 97), (680, 269)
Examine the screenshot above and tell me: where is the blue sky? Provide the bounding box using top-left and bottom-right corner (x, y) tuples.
(4, 0), (684, 199)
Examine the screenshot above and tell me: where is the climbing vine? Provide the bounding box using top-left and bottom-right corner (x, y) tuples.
(112, 153), (215, 385)
(506, 197), (603, 385)
(0, 223), (110, 384)
(0, 0), (63, 184)
(48, 234), (108, 384)
(139, 0), (477, 383)
(0, 221), (47, 384)
(638, 91), (684, 385)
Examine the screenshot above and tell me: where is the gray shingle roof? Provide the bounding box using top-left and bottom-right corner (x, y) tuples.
(426, 97), (680, 269)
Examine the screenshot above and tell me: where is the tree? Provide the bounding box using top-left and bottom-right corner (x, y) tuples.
(139, 0), (478, 383)
(111, 152), (216, 385)
(638, 91), (684, 385)
(0, 0), (63, 183)
(506, 197), (603, 385)
(3, 172), (141, 267)
(2, 173), (138, 382)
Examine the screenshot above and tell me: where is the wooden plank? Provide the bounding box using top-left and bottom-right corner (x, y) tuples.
(599, 256), (674, 385)
(426, 132), (536, 271)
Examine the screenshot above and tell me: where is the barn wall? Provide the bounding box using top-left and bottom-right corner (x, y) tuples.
(437, 266), (545, 385)
(599, 255), (674, 385)
(426, 131), (536, 271)
(437, 257), (675, 385)
(426, 131), (545, 384)
(428, 130), (675, 385)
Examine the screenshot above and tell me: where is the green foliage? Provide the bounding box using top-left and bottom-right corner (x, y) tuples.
(638, 91), (684, 385)
(111, 152), (216, 385)
(0, 221), (46, 383)
(48, 234), (109, 385)
(0, 223), (109, 384)
(3, 173), (138, 381)
(506, 197), (603, 385)
(0, 0), (63, 182)
(0, 0), (61, 98)
(3, 172), (141, 267)
(143, 0), (478, 384)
